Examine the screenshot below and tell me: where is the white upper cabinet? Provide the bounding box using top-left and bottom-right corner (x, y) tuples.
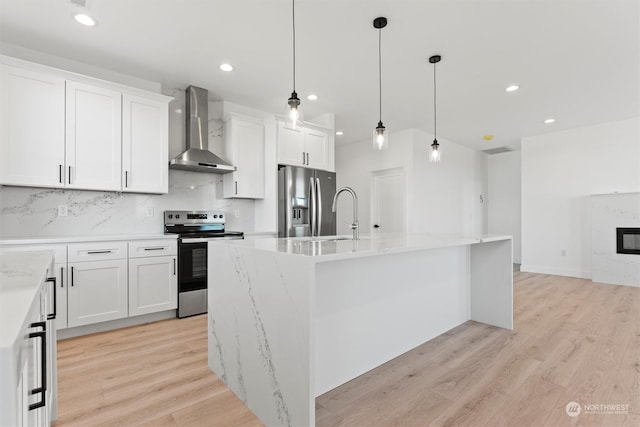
(122, 94), (168, 194)
(276, 118), (332, 171)
(66, 80), (122, 191)
(0, 56), (171, 194)
(304, 127), (329, 170)
(223, 114), (265, 199)
(0, 65), (65, 187)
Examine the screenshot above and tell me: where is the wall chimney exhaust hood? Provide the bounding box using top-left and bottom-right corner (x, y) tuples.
(169, 86), (235, 174)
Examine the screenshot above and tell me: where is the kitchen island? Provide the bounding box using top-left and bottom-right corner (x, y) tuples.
(207, 233), (512, 427)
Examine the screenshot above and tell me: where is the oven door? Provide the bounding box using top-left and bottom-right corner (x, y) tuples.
(177, 240), (208, 318)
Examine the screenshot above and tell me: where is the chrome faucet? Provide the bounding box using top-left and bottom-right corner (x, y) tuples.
(332, 187), (359, 240)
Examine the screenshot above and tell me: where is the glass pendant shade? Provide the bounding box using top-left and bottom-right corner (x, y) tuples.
(430, 139), (441, 163)
(373, 121), (388, 150)
(287, 91), (302, 127)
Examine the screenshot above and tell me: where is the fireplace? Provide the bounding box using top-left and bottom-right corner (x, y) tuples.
(616, 228), (640, 255)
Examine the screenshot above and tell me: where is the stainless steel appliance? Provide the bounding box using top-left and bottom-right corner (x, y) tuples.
(169, 86), (236, 174)
(164, 210), (243, 318)
(278, 165), (336, 237)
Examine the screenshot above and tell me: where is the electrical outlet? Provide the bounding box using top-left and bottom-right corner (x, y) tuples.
(146, 207), (154, 217)
(234, 209), (240, 218)
(58, 205), (68, 217)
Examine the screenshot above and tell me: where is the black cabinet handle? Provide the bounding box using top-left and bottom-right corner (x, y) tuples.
(235, 181), (238, 195)
(373, 224), (380, 229)
(173, 258), (176, 276)
(60, 266), (64, 288)
(28, 321), (47, 411)
(87, 250), (112, 254)
(68, 166), (72, 184)
(71, 266), (74, 287)
(59, 165), (63, 184)
(46, 277), (56, 320)
(144, 247), (164, 251)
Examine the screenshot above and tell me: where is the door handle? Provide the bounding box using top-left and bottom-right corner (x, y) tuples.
(125, 171), (129, 188)
(235, 181), (238, 195)
(68, 166), (72, 184)
(71, 266), (74, 287)
(374, 224), (380, 228)
(144, 247), (165, 251)
(306, 153), (310, 165)
(87, 250), (112, 254)
(173, 258), (176, 276)
(28, 321), (47, 410)
(46, 277), (56, 320)
(316, 178), (322, 236)
(59, 165), (63, 184)
(60, 266), (64, 288)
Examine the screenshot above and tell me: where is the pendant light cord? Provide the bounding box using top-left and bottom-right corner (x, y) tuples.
(292, 0), (296, 92)
(433, 61), (437, 139)
(378, 28), (382, 122)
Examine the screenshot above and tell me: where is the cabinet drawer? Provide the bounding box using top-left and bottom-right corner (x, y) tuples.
(128, 240), (177, 258)
(0, 243), (67, 264)
(67, 241), (127, 262)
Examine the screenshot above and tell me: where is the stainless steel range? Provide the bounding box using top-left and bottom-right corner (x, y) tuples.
(164, 210), (243, 318)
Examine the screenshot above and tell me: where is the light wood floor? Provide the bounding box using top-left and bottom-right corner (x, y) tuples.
(54, 272), (639, 426)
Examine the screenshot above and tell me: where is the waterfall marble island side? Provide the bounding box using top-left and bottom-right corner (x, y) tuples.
(207, 233), (513, 426)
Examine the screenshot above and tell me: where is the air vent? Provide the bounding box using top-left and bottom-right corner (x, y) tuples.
(482, 147), (512, 155)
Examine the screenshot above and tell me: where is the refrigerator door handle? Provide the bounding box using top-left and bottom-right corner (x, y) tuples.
(309, 176), (316, 236)
(316, 177), (322, 236)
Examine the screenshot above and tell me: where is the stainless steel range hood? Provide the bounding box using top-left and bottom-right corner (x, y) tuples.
(169, 86), (235, 174)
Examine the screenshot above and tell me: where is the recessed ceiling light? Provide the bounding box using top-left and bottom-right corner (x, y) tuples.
(73, 13), (96, 26)
(219, 63), (233, 72)
(335, 131), (344, 136)
(505, 85), (519, 92)
(307, 94), (318, 101)
(544, 118), (555, 124)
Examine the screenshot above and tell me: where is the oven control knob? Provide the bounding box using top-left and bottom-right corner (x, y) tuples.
(168, 214), (173, 219)
(213, 214), (218, 218)
(220, 214), (224, 219)
(176, 214), (180, 219)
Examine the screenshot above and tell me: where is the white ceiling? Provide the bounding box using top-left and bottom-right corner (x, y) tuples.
(1, 0), (638, 151)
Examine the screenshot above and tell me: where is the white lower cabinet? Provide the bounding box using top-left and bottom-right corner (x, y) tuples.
(67, 241), (128, 328)
(128, 240), (177, 316)
(129, 256), (177, 316)
(67, 259), (128, 328)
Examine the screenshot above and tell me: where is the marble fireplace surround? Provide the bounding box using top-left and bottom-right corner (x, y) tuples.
(591, 192), (640, 286)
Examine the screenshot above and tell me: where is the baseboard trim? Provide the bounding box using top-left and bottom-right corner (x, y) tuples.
(520, 264), (591, 279)
(57, 310), (177, 340)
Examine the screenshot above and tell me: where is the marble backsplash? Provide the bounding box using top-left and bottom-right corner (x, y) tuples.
(0, 170), (256, 238)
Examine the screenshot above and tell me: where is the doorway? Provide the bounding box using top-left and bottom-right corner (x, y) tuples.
(370, 168), (407, 234)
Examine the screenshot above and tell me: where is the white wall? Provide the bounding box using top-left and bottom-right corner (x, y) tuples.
(521, 117), (640, 278)
(335, 128), (487, 237)
(488, 151), (521, 263)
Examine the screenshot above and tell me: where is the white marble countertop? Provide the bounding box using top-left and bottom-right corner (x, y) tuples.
(0, 250), (53, 350)
(0, 233), (177, 246)
(215, 232), (512, 262)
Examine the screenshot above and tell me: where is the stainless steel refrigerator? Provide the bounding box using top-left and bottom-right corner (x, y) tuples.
(278, 165), (337, 237)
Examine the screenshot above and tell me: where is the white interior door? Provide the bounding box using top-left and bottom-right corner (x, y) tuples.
(371, 168), (407, 234)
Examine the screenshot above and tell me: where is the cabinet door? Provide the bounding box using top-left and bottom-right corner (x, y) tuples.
(0, 65), (65, 187)
(128, 255), (177, 316)
(223, 117), (265, 198)
(122, 94), (168, 194)
(54, 264), (68, 330)
(67, 260), (128, 327)
(66, 81), (122, 191)
(304, 128), (329, 170)
(277, 119), (305, 167)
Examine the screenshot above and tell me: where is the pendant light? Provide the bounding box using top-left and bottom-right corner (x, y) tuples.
(429, 55), (442, 162)
(287, 0), (302, 127)
(373, 17), (388, 150)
